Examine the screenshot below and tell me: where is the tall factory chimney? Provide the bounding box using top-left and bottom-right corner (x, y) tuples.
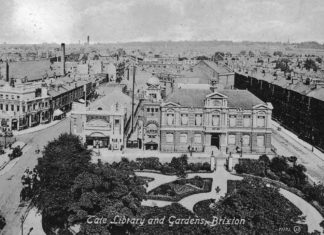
(5, 61), (9, 82)
(61, 43), (66, 76)
(87, 35), (90, 45)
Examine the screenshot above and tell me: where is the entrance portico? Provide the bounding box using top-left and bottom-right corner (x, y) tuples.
(205, 132), (227, 153)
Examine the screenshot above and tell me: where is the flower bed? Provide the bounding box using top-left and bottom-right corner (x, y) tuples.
(147, 177), (213, 202)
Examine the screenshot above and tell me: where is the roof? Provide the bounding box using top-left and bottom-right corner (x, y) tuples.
(199, 61), (232, 74)
(165, 88), (266, 109)
(90, 89), (136, 118)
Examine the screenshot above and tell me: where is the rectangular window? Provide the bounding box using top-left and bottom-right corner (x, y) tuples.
(257, 116), (265, 127)
(151, 108), (155, 112)
(155, 108), (159, 112)
(11, 105), (14, 111)
(5, 104), (8, 111)
(0, 104), (2, 110)
(194, 134), (202, 143)
(17, 96), (20, 99)
(257, 135), (265, 147)
(147, 108), (150, 112)
(228, 135), (236, 145)
(23, 106), (25, 112)
(242, 135), (250, 146)
(115, 119), (120, 125)
(229, 115), (236, 127)
(11, 95), (14, 99)
(181, 114), (188, 125)
(5, 95), (8, 99)
(212, 115), (220, 126)
(243, 115), (251, 127)
(17, 106), (20, 112)
(180, 133), (187, 143)
(166, 133), (174, 143)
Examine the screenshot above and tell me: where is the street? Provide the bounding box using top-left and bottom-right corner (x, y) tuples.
(272, 128), (324, 183)
(0, 118), (69, 235)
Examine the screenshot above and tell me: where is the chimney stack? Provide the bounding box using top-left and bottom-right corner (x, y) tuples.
(5, 61), (9, 82)
(61, 43), (66, 76)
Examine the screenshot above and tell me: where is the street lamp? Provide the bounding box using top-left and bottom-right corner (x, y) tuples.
(240, 137), (243, 158)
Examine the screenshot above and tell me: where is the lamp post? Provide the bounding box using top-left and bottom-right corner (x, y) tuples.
(240, 137), (243, 158)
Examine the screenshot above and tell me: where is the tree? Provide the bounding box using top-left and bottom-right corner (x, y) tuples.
(69, 162), (146, 234)
(275, 58), (291, 73)
(273, 51), (283, 57)
(304, 59), (318, 71)
(315, 57), (322, 64)
(0, 212), (5, 232)
(33, 134), (91, 232)
(270, 156), (288, 173)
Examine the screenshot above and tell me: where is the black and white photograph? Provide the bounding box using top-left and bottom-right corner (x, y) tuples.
(0, 0), (323, 234)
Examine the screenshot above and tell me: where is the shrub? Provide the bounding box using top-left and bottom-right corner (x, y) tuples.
(0, 213), (5, 231)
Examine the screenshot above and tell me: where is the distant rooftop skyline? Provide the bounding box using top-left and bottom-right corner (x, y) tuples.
(1, 0), (323, 44)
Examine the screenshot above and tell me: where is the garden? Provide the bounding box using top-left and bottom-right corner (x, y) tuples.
(234, 154), (324, 217)
(148, 176), (213, 201)
(193, 177), (312, 234)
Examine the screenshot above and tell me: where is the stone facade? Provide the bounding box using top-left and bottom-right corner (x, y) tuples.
(160, 90), (273, 154)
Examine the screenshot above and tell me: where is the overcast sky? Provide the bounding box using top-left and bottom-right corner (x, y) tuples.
(1, 0), (323, 44)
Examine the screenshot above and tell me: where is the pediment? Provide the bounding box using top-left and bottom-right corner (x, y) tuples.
(161, 102), (181, 107)
(205, 92), (228, 99)
(253, 103), (270, 110)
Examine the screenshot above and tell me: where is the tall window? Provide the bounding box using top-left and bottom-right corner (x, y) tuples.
(257, 115), (265, 127)
(195, 114), (202, 126)
(167, 113), (174, 125)
(194, 134), (202, 143)
(257, 135), (265, 147)
(166, 133), (174, 143)
(181, 114), (188, 125)
(212, 114), (220, 126)
(180, 133), (187, 143)
(243, 115), (251, 127)
(228, 135), (236, 145)
(229, 115), (236, 127)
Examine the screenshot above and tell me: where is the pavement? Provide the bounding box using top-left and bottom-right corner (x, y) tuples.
(13, 120), (62, 136)
(0, 117), (70, 235)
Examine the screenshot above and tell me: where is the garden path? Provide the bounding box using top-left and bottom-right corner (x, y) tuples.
(135, 162), (243, 211)
(279, 188), (324, 233)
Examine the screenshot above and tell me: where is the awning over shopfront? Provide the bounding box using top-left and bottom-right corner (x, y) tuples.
(53, 109), (64, 117)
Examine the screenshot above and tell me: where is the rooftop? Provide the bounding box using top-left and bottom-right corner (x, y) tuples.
(165, 88), (266, 109)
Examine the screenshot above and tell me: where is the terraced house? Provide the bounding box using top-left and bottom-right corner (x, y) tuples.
(160, 88), (273, 154)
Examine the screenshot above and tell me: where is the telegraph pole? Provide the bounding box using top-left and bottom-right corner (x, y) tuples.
(131, 66), (136, 133)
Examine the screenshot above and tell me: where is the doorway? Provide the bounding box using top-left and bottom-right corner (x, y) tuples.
(211, 134), (220, 148)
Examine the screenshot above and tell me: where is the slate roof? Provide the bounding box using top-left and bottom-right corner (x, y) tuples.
(165, 88), (266, 109)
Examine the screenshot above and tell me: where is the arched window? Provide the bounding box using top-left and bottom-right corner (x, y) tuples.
(195, 114), (202, 126)
(257, 112), (266, 127)
(181, 113), (188, 125)
(167, 113), (174, 125)
(212, 114), (220, 126)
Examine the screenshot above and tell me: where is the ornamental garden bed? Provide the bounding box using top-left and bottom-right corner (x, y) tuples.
(147, 176), (212, 202)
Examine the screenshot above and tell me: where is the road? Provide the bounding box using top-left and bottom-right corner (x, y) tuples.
(272, 128), (324, 183)
(0, 118), (69, 235)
